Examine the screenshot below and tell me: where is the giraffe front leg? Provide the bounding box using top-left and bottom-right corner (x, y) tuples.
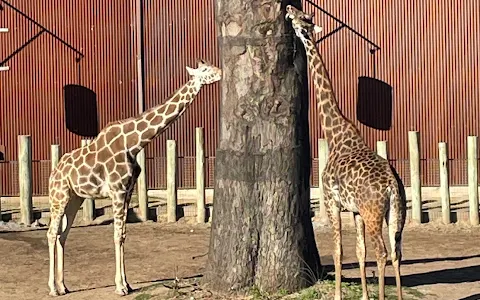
(47, 223), (59, 296)
(112, 192), (130, 296)
(47, 210), (65, 296)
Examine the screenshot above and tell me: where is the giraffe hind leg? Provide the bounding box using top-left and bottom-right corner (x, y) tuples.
(55, 194), (84, 295)
(366, 219), (388, 300)
(353, 213), (369, 300)
(386, 195), (405, 300)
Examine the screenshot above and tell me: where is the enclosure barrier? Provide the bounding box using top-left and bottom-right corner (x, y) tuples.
(18, 135), (32, 225)
(438, 142), (450, 224)
(7, 129), (480, 226)
(166, 139), (177, 223)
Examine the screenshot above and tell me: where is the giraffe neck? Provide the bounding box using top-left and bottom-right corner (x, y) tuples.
(130, 79), (202, 154)
(302, 38), (363, 150)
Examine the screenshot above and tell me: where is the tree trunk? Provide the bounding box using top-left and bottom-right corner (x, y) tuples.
(204, 0), (321, 293)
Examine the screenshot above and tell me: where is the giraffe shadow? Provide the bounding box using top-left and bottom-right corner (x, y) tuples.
(68, 274), (203, 294)
(458, 294), (480, 300)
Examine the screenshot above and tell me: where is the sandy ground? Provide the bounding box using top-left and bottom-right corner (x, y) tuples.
(0, 221), (479, 300)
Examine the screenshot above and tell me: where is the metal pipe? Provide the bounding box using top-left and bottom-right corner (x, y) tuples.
(136, 0), (144, 113)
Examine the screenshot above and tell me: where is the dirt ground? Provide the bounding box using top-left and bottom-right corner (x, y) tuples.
(0, 221), (479, 300)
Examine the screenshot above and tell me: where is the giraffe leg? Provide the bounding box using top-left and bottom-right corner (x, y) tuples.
(47, 211), (62, 296)
(111, 191), (130, 296)
(354, 213), (369, 300)
(120, 189), (134, 292)
(55, 195), (84, 295)
(47, 192), (70, 296)
(367, 223), (388, 300)
(325, 199), (342, 300)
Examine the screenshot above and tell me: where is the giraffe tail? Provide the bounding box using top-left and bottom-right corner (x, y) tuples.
(387, 165), (407, 263)
(387, 184), (406, 263)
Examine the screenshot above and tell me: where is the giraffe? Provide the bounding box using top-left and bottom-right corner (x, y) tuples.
(46, 59), (222, 296)
(286, 6), (406, 300)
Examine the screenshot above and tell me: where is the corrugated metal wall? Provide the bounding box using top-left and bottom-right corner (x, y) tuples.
(0, 0), (139, 195)
(142, 0), (220, 190)
(1, 0), (479, 196)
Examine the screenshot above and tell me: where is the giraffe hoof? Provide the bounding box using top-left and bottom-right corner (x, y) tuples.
(58, 287), (70, 295)
(48, 290), (59, 297)
(115, 287), (129, 296)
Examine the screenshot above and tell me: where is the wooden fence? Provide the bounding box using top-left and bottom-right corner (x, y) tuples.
(1, 129), (480, 226)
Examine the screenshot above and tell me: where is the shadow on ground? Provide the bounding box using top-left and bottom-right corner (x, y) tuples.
(325, 254), (480, 287)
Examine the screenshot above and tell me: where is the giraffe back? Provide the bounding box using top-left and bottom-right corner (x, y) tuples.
(323, 145), (398, 217)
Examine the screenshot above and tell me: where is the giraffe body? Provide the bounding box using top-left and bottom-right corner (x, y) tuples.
(286, 6), (406, 300)
(46, 60), (221, 296)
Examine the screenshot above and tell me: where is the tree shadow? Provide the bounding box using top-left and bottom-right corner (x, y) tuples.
(325, 254), (480, 289)
(343, 264), (480, 288)
(458, 294), (480, 300)
(356, 76), (393, 131)
(64, 84), (99, 137)
(339, 254), (480, 270)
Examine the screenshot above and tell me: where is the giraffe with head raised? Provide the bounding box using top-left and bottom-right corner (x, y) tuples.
(286, 6), (406, 300)
(46, 60), (222, 296)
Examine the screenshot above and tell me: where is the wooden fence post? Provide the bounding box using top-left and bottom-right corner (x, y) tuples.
(317, 139), (329, 224)
(438, 142), (451, 224)
(136, 149), (148, 221)
(376, 140), (388, 160)
(196, 128), (206, 223)
(51, 144), (61, 171)
(18, 135), (33, 225)
(408, 131), (422, 223)
(81, 139), (95, 223)
(467, 136), (479, 226)
(167, 140), (177, 223)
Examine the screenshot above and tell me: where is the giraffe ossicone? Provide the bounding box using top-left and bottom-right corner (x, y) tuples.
(46, 59), (221, 297)
(286, 5), (406, 300)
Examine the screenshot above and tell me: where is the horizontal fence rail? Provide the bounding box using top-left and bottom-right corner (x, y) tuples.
(1, 130), (480, 227)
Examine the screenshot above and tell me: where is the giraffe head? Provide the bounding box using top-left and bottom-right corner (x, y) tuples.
(185, 59), (222, 85)
(285, 5), (322, 40)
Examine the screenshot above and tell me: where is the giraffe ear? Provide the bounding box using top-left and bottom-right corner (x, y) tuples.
(197, 59), (207, 68)
(313, 25), (323, 34)
(305, 12), (314, 20)
(186, 66), (197, 76)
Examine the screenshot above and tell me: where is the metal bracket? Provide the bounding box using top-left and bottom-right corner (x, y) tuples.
(305, 0), (380, 51)
(0, 0), (84, 67)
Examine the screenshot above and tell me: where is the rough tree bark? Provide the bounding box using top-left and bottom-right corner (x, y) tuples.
(204, 0), (321, 293)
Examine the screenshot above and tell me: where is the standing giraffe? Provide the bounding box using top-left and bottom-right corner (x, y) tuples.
(286, 6), (406, 300)
(46, 60), (222, 296)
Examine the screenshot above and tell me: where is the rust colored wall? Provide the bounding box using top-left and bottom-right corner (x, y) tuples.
(0, 0), (139, 195)
(1, 0), (479, 196)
